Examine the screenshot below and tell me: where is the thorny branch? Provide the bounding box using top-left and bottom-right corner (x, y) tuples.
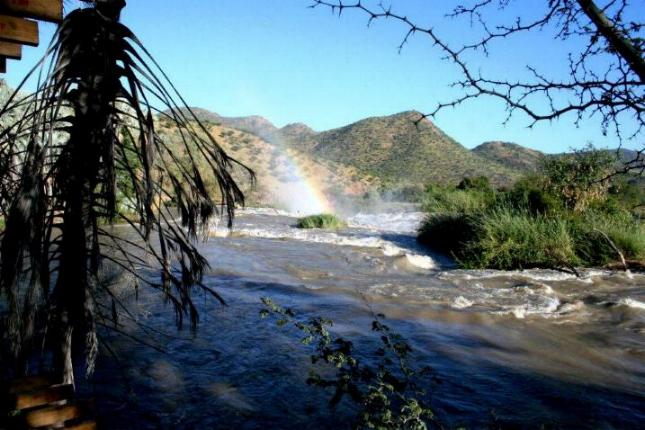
(310, 0), (644, 172)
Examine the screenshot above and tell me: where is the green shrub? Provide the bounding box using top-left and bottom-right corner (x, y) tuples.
(418, 204), (645, 270)
(418, 149), (645, 270)
(569, 211), (645, 265)
(296, 213), (346, 229)
(541, 146), (615, 212)
(502, 176), (563, 215)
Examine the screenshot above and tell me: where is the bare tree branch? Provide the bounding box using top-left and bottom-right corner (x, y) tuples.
(309, 0), (644, 165)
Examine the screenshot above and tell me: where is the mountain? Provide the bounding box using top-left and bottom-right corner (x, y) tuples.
(473, 141), (545, 172)
(278, 111), (519, 187)
(145, 104), (645, 202)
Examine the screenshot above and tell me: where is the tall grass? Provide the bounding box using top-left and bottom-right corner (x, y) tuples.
(459, 209), (580, 270)
(418, 174), (645, 270)
(569, 211), (645, 265)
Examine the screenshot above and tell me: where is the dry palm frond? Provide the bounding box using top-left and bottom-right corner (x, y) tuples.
(0, 0), (252, 384)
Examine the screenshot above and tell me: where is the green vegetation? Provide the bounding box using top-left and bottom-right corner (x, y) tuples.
(297, 213), (347, 229)
(418, 148), (645, 270)
(261, 298), (435, 430)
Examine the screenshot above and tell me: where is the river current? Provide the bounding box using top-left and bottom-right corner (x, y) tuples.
(89, 208), (645, 429)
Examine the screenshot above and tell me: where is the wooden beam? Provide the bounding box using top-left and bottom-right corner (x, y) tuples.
(0, 40), (20, 59)
(0, 14), (38, 46)
(0, 56), (6, 73)
(0, 0), (63, 23)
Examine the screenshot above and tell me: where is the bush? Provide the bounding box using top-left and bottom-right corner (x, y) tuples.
(417, 213), (475, 255)
(261, 298), (436, 430)
(296, 213), (346, 229)
(417, 148), (645, 270)
(502, 175), (563, 215)
(418, 203), (645, 270)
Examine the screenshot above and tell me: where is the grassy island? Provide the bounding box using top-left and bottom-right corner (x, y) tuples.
(296, 213), (347, 229)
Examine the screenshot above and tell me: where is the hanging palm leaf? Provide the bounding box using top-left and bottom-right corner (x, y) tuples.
(0, 0), (252, 385)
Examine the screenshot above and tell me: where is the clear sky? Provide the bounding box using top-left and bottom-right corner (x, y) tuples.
(3, 0), (643, 153)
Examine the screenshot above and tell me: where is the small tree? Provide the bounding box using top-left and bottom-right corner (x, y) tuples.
(0, 0), (251, 384)
(542, 146), (616, 211)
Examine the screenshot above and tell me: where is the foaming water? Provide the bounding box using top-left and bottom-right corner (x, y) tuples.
(346, 211), (427, 233)
(90, 209), (645, 429)
(211, 208), (440, 270)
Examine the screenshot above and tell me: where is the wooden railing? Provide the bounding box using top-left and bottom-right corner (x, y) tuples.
(0, 0), (63, 73)
(3, 375), (97, 429)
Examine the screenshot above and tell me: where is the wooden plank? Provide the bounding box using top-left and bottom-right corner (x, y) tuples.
(25, 403), (82, 428)
(0, 14), (38, 46)
(14, 384), (75, 410)
(0, 56), (5, 73)
(0, 0), (63, 23)
(0, 40), (20, 59)
(65, 420), (97, 430)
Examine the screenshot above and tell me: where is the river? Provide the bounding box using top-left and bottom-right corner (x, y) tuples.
(88, 208), (645, 429)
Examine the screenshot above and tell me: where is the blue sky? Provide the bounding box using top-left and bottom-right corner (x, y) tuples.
(4, 0), (642, 153)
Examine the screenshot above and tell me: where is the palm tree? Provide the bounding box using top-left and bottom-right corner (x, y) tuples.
(0, 0), (251, 385)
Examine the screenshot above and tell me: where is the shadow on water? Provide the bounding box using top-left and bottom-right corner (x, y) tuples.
(83, 275), (645, 430)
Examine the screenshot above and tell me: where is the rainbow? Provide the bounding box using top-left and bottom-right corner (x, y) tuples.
(273, 148), (334, 216)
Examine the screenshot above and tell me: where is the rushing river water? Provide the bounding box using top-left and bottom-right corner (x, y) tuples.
(88, 208), (645, 429)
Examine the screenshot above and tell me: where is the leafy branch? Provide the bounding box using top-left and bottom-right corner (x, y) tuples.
(260, 297), (438, 430)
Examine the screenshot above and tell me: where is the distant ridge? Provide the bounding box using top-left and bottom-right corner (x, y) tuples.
(473, 141), (545, 173)
(178, 107), (278, 140)
(171, 106), (639, 189)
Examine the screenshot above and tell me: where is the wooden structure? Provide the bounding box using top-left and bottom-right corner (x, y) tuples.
(0, 0), (64, 73)
(3, 375), (96, 429)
